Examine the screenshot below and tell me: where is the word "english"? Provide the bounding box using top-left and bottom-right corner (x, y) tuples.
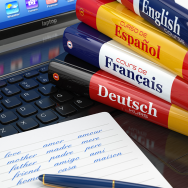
(142, 0), (180, 36)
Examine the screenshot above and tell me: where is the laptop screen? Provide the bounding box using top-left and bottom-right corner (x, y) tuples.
(1, 0), (75, 30)
(0, 0), (78, 53)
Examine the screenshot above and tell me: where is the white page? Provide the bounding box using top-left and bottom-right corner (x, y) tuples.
(0, 112), (172, 188)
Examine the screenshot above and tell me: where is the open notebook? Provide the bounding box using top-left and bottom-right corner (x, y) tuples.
(0, 112), (172, 188)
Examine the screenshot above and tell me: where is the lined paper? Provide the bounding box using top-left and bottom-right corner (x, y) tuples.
(0, 112), (172, 188)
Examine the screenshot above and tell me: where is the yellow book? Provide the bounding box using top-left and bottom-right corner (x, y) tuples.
(76, 0), (188, 81)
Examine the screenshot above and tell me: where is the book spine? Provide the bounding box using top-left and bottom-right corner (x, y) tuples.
(63, 23), (111, 68)
(49, 58), (188, 137)
(117, 0), (188, 48)
(63, 23), (188, 111)
(76, 0), (188, 81)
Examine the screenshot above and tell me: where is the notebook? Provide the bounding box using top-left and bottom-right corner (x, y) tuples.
(0, 112), (172, 188)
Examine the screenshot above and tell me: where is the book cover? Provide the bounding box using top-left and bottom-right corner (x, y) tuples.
(48, 53), (188, 137)
(63, 22), (188, 112)
(117, 0), (188, 48)
(76, 0), (188, 81)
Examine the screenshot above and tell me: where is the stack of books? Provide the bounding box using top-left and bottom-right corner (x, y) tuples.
(50, 0), (188, 136)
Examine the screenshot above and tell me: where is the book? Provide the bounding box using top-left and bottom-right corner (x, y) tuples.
(0, 113), (172, 188)
(117, 0), (188, 48)
(48, 52), (188, 137)
(63, 22), (188, 112)
(76, 0), (188, 81)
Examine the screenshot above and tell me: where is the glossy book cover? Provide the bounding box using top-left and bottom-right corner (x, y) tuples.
(49, 53), (188, 137)
(63, 22), (188, 112)
(117, 0), (188, 48)
(76, 0), (188, 81)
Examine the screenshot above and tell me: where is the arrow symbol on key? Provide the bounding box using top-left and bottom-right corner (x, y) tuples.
(0, 128), (6, 133)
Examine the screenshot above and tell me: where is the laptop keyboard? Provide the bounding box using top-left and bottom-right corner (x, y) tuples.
(0, 64), (95, 138)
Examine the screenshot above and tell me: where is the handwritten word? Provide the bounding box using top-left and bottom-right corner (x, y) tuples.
(4, 151), (21, 158)
(81, 137), (99, 144)
(43, 140), (64, 148)
(9, 161), (37, 173)
(7, 154), (37, 165)
(46, 144), (71, 154)
(17, 176), (38, 185)
(84, 143), (101, 152)
(94, 152), (122, 163)
(78, 130), (102, 138)
(90, 149), (105, 156)
(12, 165), (41, 180)
(54, 157), (79, 166)
(58, 165), (76, 173)
(49, 151), (73, 162)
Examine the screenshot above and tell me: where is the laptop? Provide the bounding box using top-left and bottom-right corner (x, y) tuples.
(0, 0), (79, 53)
(0, 1), (187, 187)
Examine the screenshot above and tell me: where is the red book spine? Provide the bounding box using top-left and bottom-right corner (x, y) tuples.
(76, 0), (114, 30)
(89, 70), (171, 128)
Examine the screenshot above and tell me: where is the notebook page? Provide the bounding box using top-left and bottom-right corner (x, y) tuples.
(0, 112), (172, 188)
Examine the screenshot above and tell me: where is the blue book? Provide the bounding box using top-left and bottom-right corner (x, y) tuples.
(117, 0), (188, 48)
(63, 22), (188, 112)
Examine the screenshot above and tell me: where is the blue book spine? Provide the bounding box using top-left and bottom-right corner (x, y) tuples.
(117, 0), (188, 48)
(63, 22), (111, 68)
(63, 22), (182, 105)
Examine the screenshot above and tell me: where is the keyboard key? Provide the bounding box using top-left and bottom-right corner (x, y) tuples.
(39, 66), (48, 73)
(0, 111), (18, 125)
(0, 125), (18, 137)
(0, 81), (7, 88)
(2, 97), (22, 109)
(74, 98), (94, 109)
(56, 104), (76, 116)
(35, 98), (56, 110)
(20, 79), (39, 90)
(36, 110), (58, 124)
(20, 90), (40, 102)
(17, 104), (38, 117)
(8, 76), (23, 84)
(24, 70), (39, 78)
(17, 118), (39, 131)
(37, 74), (49, 84)
(38, 84), (57, 96)
(2, 85), (21, 96)
(54, 91), (73, 103)
(0, 107), (3, 113)
(0, 95), (3, 100)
